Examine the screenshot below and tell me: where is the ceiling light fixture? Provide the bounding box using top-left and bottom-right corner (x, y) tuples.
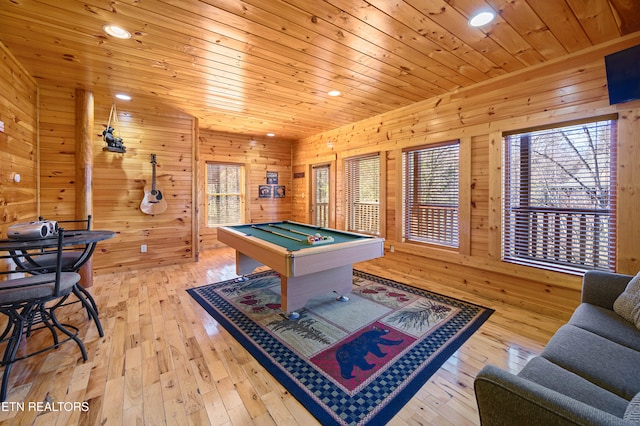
(266, 133), (275, 137)
(103, 24), (131, 39)
(328, 90), (341, 97)
(469, 11), (495, 27)
(115, 93), (131, 101)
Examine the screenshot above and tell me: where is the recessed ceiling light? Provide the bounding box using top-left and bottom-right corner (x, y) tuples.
(328, 90), (341, 97)
(115, 93), (131, 101)
(103, 24), (131, 39)
(469, 11), (495, 27)
(266, 133), (275, 137)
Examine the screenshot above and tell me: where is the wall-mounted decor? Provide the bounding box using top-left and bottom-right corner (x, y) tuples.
(266, 171), (278, 184)
(274, 186), (286, 198)
(102, 104), (127, 153)
(293, 172), (305, 179)
(140, 153), (168, 215)
(259, 185), (272, 198)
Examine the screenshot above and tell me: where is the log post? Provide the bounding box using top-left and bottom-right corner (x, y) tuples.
(75, 89), (94, 287)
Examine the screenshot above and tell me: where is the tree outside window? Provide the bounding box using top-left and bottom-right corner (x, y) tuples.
(503, 118), (616, 272)
(403, 141), (460, 248)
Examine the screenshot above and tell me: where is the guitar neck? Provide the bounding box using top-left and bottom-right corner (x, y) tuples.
(152, 162), (157, 191)
(151, 154), (158, 191)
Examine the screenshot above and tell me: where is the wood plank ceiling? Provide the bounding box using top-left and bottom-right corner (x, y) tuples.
(1, 0), (639, 140)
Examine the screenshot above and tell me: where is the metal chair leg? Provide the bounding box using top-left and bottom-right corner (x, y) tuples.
(72, 285), (103, 337)
(1, 309), (26, 402)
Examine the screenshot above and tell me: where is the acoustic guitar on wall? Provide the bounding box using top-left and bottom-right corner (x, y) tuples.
(140, 153), (168, 215)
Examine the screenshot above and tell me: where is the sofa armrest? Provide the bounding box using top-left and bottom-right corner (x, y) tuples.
(474, 365), (625, 426)
(581, 271), (632, 309)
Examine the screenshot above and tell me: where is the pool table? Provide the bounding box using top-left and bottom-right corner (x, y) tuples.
(217, 221), (384, 319)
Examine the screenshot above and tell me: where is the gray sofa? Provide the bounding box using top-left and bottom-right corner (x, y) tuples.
(474, 270), (640, 425)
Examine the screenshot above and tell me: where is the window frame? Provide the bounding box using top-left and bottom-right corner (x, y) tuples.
(402, 140), (460, 249)
(205, 162), (246, 227)
(502, 116), (617, 273)
(344, 153), (381, 235)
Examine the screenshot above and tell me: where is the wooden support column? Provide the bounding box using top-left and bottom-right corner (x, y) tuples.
(76, 89), (94, 287)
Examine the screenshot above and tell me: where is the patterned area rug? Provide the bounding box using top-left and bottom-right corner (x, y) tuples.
(187, 270), (493, 425)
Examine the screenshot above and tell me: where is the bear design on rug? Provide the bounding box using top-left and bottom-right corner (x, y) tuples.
(336, 326), (404, 379)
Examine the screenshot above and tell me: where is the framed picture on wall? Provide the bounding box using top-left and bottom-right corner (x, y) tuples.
(259, 185), (272, 198)
(266, 171), (278, 184)
(274, 185), (286, 198)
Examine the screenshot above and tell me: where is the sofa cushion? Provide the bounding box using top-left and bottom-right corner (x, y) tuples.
(518, 356), (629, 417)
(541, 325), (640, 400)
(613, 271), (640, 330)
(569, 303), (640, 351)
(625, 391), (640, 423)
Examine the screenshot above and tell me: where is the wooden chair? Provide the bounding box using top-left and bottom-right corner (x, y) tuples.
(35, 216), (103, 337)
(0, 229), (88, 401)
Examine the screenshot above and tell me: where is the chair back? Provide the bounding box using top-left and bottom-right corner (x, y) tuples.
(0, 229), (69, 298)
(38, 215), (91, 231)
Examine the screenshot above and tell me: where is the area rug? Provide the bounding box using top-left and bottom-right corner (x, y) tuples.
(187, 270), (493, 425)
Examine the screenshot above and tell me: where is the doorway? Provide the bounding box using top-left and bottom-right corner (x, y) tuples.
(311, 164), (330, 227)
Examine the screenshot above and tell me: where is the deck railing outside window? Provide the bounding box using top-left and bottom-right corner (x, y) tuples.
(345, 154), (380, 235)
(353, 202), (380, 234)
(503, 118), (616, 273)
(315, 203), (329, 228)
(506, 206), (613, 271)
(403, 141), (460, 248)
(406, 204), (458, 247)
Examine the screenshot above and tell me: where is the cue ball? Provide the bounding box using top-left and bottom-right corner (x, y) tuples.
(315, 233), (321, 238)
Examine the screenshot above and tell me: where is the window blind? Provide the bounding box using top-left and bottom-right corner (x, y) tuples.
(207, 163), (244, 226)
(403, 142), (459, 247)
(503, 119), (616, 272)
(345, 154), (380, 235)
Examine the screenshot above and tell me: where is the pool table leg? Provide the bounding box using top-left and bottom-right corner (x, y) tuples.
(280, 265), (353, 319)
(235, 251), (263, 277)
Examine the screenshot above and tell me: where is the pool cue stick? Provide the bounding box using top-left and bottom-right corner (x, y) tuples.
(268, 223), (315, 237)
(251, 225), (303, 242)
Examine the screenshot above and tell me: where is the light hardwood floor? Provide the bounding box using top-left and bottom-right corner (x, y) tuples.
(0, 248), (566, 425)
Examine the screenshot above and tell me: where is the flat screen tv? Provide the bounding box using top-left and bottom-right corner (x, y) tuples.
(605, 44), (640, 105)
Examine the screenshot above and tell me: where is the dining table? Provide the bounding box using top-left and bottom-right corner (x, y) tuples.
(0, 229), (115, 272)
(0, 229), (116, 337)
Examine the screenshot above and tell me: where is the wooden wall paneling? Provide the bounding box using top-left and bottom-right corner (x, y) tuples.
(291, 164), (307, 224)
(38, 86), (78, 220)
(379, 150), (387, 238)
(192, 118), (200, 260)
(487, 132), (503, 261)
(459, 137), (472, 256)
(335, 155), (344, 230)
(38, 87), (196, 271)
(198, 130), (293, 251)
(368, 250), (578, 320)
(390, 148), (403, 244)
(0, 42), (38, 238)
(616, 108), (640, 274)
(469, 135), (490, 259)
(293, 35), (640, 318)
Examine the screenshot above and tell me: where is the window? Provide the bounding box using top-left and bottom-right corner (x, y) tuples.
(403, 141), (460, 248)
(206, 163), (245, 226)
(345, 154), (380, 235)
(503, 118), (616, 273)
